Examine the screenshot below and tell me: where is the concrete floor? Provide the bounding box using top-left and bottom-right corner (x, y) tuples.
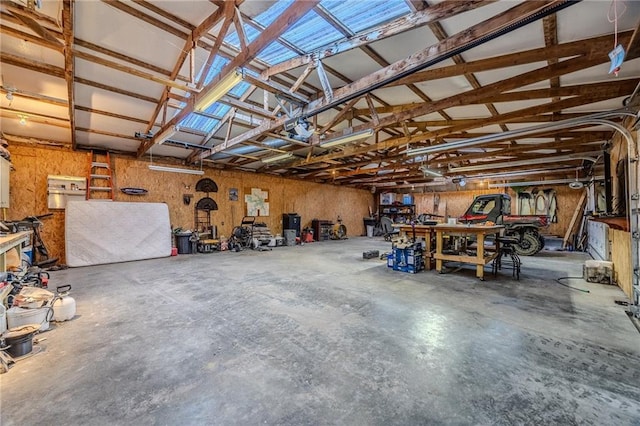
(1, 237), (639, 425)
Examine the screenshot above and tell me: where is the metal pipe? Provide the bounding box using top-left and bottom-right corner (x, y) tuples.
(448, 151), (601, 173)
(406, 108), (636, 156)
(585, 118), (640, 317)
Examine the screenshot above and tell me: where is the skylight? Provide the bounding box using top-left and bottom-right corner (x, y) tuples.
(279, 10), (343, 53)
(320, 0), (411, 34)
(180, 0), (413, 136)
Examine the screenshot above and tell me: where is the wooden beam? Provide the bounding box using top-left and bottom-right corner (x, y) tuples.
(196, 3), (235, 90)
(350, 79), (639, 117)
(385, 31), (632, 87)
(62, 0), (77, 148)
(301, 1), (572, 118)
(291, 92), (623, 168)
(0, 52), (65, 78)
(144, 0), (319, 157)
(319, 97), (361, 134)
(625, 14), (640, 59)
(100, 0), (187, 40)
(76, 127), (139, 140)
(562, 190), (587, 249)
(75, 38), (188, 82)
(73, 50), (196, 92)
(75, 77), (158, 104)
(200, 1), (573, 160)
(2, 1), (64, 50)
(263, 0), (495, 77)
(0, 23), (61, 50)
(141, 2), (227, 137)
(75, 105), (148, 124)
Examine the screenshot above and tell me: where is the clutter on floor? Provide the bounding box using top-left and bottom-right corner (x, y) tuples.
(387, 240), (424, 274)
(0, 267), (77, 374)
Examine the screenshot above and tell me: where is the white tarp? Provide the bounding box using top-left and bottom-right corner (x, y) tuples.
(65, 201), (171, 267)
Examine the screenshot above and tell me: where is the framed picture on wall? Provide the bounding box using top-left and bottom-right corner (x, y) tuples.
(229, 188), (238, 201)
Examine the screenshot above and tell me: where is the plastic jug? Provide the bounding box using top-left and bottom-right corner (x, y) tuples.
(52, 285), (76, 322)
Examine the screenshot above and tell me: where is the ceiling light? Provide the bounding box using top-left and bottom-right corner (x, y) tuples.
(319, 129), (374, 148)
(448, 152), (601, 173)
(261, 152), (293, 163)
(194, 69), (243, 112)
(6, 91), (13, 101)
(148, 164), (204, 175)
(569, 169), (584, 189)
(154, 125), (178, 145)
(18, 114), (27, 125)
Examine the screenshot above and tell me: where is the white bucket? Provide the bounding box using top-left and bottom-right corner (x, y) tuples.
(0, 304), (6, 334)
(366, 225), (374, 238)
(6, 306), (52, 331)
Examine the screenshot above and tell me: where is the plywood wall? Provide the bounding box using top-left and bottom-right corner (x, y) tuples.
(610, 229), (632, 298)
(413, 185), (585, 237)
(7, 145), (374, 264)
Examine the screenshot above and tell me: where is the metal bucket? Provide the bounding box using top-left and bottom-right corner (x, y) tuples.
(2, 324), (39, 357)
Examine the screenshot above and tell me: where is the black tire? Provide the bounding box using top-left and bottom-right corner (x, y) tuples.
(537, 234), (546, 251)
(514, 233), (540, 256)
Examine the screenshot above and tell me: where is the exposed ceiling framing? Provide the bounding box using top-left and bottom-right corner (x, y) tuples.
(1, 0), (639, 192)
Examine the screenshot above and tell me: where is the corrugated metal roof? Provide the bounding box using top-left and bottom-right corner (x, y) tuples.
(320, 0), (411, 33)
(182, 0), (412, 135)
(279, 10), (344, 53)
(256, 41), (298, 65)
(224, 24), (260, 50)
(254, 0), (296, 28)
(201, 56), (229, 86)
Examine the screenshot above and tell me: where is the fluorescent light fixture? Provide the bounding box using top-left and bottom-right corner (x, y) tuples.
(418, 165), (443, 177)
(261, 152), (293, 163)
(320, 129), (374, 148)
(489, 176), (604, 188)
(467, 167), (578, 180)
(194, 69), (243, 112)
(154, 125), (177, 145)
(148, 164), (204, 175)
(448, 151), (601, 174)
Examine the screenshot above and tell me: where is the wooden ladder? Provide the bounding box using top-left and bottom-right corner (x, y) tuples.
(86, 150), (114, 200)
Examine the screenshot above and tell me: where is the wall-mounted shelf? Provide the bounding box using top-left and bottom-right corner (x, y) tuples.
(47, 175), (87, 209)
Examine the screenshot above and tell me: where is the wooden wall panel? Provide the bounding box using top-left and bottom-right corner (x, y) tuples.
(7, 145), (374, 264)
(413, 185), (584, 237)
(610, 229), (632, 298)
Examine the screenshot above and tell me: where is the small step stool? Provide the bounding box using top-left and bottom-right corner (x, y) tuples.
(492, 236), (522, 280)
(86, 150), (114, 200)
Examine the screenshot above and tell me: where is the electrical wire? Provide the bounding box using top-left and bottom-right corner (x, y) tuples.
(608, 0), (627, 48)
(555, 276), (590, 293)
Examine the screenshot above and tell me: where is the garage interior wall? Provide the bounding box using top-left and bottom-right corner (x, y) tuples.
(7, 145), (375, 263)
(412, 187), (583, 237)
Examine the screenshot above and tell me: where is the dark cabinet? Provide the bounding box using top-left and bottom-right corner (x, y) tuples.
(312, 219), (333, 241)
(282, 213), (301, 237)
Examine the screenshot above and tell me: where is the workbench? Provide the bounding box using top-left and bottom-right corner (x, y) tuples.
(433, 224), (504, 280)
(393, 224), (437, 270)
(0, 231), (31, 273)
